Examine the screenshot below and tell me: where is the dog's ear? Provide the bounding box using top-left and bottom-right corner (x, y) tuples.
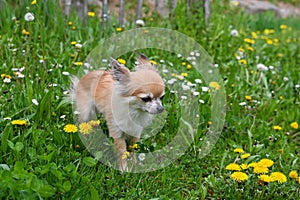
(136, 54), (157, 71)
(111, 58), (130, 84)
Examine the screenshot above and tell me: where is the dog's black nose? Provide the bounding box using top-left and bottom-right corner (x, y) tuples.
(157, 106), (164, 113)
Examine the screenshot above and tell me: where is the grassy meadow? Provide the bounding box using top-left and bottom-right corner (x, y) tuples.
(0, 0), (299, 199)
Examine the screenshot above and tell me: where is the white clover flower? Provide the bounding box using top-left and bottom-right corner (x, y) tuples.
(195, 52), (200, 57)
(24, 12), (35, 21)
(136, 19), (145, 26)
(62, 71), (70, 76)
(295, 84), (300, 88)
(257, 63), (268, 71)
(195, 79), (202, 84)
(201, 86), (209, 92)
(269, 65), (274, 70)
(138, 153), (146, 161)
(230, 29), (239, 37)
(192, 91), (200, 96)
(16, 72), (25, 78)
(32, 99), (39, 106)
(177, 54), (182, 58)
(182, 83), (190, 91)
(167, 78), (176, 85)
(75, 43), (82, 49)
(60, 115), (66, 119)
(239, 102), (247, 106)
(283, 77), (289, 82)
(181, 96), (187, 100)
(199, 99), (205, 104)
(3, 78), (11, 83)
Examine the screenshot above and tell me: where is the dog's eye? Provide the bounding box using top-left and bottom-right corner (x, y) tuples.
(141, 96), (152, 102)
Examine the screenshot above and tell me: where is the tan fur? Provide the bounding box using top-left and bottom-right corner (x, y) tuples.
(72, 55), (165, 172)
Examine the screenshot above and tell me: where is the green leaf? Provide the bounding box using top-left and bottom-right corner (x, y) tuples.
(7, 140), (14, 150)
(15, 142), (24, 152)
(82, 157), (97, 167)
(38, 185), (56, 198)
(90, 185), (99, 200)
(63, 181), (72, 192)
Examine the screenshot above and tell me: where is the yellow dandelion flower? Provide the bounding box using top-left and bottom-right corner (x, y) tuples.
(266, 39), (273, 45)
(289, 171), (298, 179)
(248, 162), (258, 168)
(245, 95), (252, 101)
(226, 163), (241, 171)
(117, 58), (126, 65)
(116, 27), (123, 32)
(251, 32), (258, 39)
(74, 62), (83, 66)
(181, 62), (186, 66)
(68, 21), (73, 26)
(244, 38), (255, 44)
(258, 158), (274, 168)
(241, 153), (251, 159)
(270, 172), (287, 183)
(181, 72), (188, 77)
(247, 46), (254, 51)
(129, 143), (138, 150)
(88, 12), (95, 17)
(31, 0), (37, 5)
(22, 29), (30, 35)
(277, 53), (283, 57)
(233, 148), (244, 153)
(238, 47), (245, 52)
(253, 165), (269, 174)
(240, 164), (249, 170)
(186, 64), (192, 70)
(72, 26), (76, 30)
(290, 122), (298, 129)
(11, 119), (27, 126)
(150, 60), (157, 65)
(273, 125), (282, 131)
(121, 151), (130, 159)
(231, 172), (248, 182)
(239, 59), (247, 65)
(63, 124), (78, 133)
(88, 120), (100, 127)
(259, 175), (274, 183)
(209, 82), (221, 90)
(280, 24), (288, 29)
(79, 122), (92, 134)
(297, 177), (300, 184)
(71, 41), (77, 45)
(279, 96), (283, 100)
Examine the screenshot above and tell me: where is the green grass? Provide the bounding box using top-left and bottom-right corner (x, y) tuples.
(0, 0), (299, 199)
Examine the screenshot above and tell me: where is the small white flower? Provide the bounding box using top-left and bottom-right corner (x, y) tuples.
(160, 59), (165, 63)
(138, 153), (146, 161)
(195, 79), (202, 84)
(214, 64), (219, 68)
(3, 78), (11, 83)
(239, 102), (247, 106)
(187, 82), (196, 87)
(167, 78), (176, 85)
(199, 99), (205, 104)
(295, 84), (300, 88)
(102, 59), (108, 63)
(201, 87), (209, 92)
(16, 72), (25, 78)
(177, 75), (184, 80)
(195, 52), (200, 57)
(182, 84), (190, 91)
(136, 19), (145, 26)
(74, 111), (80, 115)
(75, 43), (82, 49)
(4, 117), (12, 120)
(269, 65), (274, 70)
(62, 71), (70, 76)
(283, 77), (289, 82)
(190, 51), (195, 56)
(257, 63), (268, 71)
(192, 91), (200, 96)
(177, 54), (182, 58)
(63, 91), (69, 95)
(12, 68), (19, 71)
(230, 29), (239, 37)
(60, 115), (66, 119)
(32, 99), (39, 106)
(162, 69), (168, 73)
(24, 12), (35, 21)
(181, 96), (187, 100)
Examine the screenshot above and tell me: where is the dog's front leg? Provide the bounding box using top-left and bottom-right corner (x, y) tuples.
(113, 137), (128, 172)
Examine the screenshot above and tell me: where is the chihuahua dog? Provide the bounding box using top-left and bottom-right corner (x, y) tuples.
(70, 55), (165, 172)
